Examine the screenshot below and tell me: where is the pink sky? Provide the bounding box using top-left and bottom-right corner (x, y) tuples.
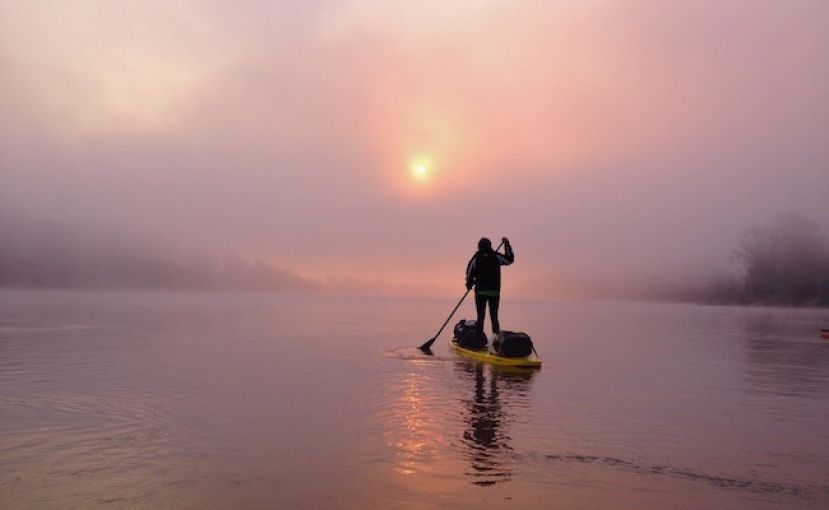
(2, 1), (828, 296)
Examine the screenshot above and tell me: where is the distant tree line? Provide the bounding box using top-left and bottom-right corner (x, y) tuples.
(722, 213), (829, 306)
(0, 211), (315, 291)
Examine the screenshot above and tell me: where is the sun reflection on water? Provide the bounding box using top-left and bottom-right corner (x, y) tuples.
(385, 370), (432, 476)
(382, 356), (538, 486)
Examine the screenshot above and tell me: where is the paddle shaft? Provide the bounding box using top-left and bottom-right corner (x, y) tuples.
(429, 288), (470, 342)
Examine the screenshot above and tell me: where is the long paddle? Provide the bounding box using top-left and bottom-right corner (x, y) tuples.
(419, 289), (470, 352)
(419, 240), (504, 352)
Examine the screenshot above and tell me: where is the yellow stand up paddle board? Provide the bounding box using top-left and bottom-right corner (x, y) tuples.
(449, 337), (542, 368)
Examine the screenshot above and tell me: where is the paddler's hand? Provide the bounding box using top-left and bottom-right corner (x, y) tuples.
(502, 237), (510, 245)
(466, 281), (473, 291)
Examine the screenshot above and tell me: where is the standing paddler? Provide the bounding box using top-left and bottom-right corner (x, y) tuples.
(465, 237), (514, 341)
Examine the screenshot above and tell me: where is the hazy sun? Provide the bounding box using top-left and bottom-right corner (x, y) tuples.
(409, 157), (433, 182)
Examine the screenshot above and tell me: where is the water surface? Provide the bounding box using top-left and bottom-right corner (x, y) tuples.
(2, 290), (828, 509)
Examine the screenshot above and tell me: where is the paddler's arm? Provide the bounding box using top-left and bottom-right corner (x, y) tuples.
(496, 237), (514, 265)
(465, 255), (476, 290)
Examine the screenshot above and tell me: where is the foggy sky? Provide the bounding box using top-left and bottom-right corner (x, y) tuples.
(2, 1), (828, 298)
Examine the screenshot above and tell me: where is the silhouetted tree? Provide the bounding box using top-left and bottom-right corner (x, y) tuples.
(734, 213), (829, 305)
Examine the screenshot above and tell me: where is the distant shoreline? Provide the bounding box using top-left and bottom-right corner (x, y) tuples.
(2, 285), (827, 310)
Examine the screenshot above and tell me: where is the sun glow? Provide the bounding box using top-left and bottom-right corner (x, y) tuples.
(409, 157), (433, 182)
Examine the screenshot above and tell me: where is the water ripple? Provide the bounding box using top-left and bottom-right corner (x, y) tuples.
(542, 452), (829, 501)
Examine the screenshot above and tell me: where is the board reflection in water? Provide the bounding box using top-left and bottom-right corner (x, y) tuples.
(454, 360), (536, 486)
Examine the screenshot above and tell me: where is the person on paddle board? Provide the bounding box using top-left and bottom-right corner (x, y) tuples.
(465, 237), (514, 339)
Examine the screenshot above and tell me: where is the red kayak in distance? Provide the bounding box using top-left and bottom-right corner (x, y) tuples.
(821, 329), (829, 339)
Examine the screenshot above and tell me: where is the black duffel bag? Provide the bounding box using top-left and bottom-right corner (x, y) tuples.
(454, 319), (487, 350)
(493, 331), (533, 357)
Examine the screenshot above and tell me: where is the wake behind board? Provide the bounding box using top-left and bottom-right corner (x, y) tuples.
(450, 337), (542, 368)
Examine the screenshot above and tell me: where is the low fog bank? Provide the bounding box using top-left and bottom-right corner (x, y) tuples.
(0, 210), (309, 291)
(715, 213), (829, 306)
(0, 209), (442, 297)
(629, 213), (829, 307)
(3, 208), (827, 307)
(0, 208), (455, 299)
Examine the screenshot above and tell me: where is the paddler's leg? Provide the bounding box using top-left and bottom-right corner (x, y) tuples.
(475, 292), (486, 338)
(490, 295), (501, 335)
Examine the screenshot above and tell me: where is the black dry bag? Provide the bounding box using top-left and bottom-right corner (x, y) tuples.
(454, 319), (487, 350)
(493, 331), (533, 357)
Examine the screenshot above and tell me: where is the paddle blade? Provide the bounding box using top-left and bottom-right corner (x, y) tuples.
(419, 336), (437, 352)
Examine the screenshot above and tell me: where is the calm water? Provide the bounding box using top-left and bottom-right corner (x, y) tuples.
(2, 290), (829, 509)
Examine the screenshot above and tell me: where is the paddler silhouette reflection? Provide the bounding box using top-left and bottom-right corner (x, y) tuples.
(455, 360), (536, 486)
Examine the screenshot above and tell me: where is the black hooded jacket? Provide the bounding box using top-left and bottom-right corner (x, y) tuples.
(465, 242), (514, 293)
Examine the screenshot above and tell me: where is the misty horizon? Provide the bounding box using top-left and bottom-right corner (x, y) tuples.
(3, 206), (828, 305)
